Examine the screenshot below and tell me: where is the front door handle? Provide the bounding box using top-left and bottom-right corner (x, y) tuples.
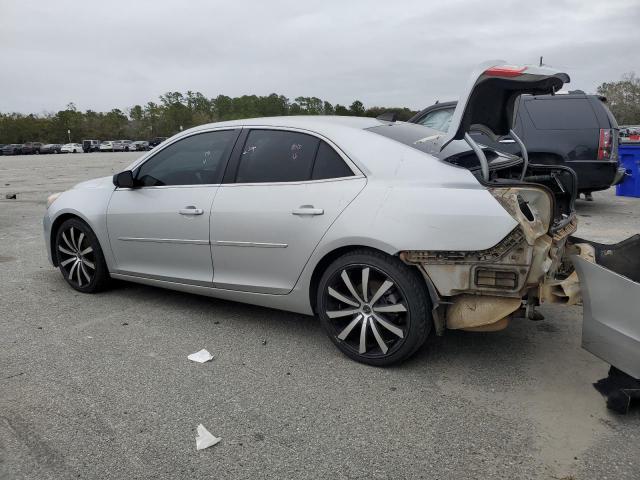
(292, 205), (324, 216)
(179, 206), (204, 215)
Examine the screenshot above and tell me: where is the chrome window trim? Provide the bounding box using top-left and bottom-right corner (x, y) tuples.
(218, 175), (365, 188)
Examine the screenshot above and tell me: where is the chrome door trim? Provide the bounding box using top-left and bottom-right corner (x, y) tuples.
(113, 270), (214, 287)
(111, 271), (289, 294)
(118, 237), (210, 245)
(213, 240), (288, 248)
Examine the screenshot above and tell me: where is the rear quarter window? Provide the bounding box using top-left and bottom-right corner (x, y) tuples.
(524, 98), (598, 130)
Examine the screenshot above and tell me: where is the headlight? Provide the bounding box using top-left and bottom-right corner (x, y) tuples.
(46, 192), (62, 209)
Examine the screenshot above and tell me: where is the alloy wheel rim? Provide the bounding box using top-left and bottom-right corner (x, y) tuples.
(58, 226), (95, 287)
(325, 265), (409, 358)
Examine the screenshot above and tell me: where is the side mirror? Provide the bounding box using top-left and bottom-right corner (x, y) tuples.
(113, 170), (135, 188)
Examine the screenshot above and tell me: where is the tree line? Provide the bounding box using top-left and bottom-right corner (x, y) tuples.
(596, 72), (640, 125)
(1, 72), (637, 144)
(0, 93), (416, 144)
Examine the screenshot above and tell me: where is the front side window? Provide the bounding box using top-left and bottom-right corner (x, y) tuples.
(236, 130), (319, 183)
(418, 108), (455, 132)
(136, 130), (238, 186)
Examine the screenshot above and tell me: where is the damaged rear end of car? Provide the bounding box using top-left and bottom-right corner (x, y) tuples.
(371, 62), (639, 368)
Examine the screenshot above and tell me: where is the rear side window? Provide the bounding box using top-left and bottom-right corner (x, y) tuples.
(524, 98), (598, 130)
(312, 141), (353, 180)
(235, 130), (354, 183)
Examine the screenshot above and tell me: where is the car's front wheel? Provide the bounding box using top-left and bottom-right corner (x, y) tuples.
(55, 218), (110, 293)
(317, 249), (431, 366)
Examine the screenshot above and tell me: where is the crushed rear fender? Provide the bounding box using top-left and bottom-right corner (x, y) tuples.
(570, 234), (640, 378)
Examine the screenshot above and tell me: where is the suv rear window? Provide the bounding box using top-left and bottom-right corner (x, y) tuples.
(524, 98), (598, 130)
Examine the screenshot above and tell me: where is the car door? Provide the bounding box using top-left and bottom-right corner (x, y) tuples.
(107, 129), (240, 284)
(210, 128), (366, 294)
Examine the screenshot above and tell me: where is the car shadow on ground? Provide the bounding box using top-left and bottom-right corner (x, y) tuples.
(101, 277), (540, 377)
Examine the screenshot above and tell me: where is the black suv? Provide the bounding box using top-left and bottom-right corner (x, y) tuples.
(409, 93), (624, 196)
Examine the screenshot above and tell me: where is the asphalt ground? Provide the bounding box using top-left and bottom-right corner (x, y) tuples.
(1, 151), (639, 479)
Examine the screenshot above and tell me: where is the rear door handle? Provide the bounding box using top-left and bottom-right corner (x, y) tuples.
(292, 205), (324, 216)
(179, 206), (204, 215)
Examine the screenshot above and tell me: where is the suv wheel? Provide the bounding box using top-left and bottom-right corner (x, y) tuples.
(317, 249), (431, 366)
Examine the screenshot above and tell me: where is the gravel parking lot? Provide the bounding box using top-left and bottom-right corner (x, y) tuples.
(1, 152), (639, 479)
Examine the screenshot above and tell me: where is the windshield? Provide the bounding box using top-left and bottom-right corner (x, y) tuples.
(417, 108), (454, 132)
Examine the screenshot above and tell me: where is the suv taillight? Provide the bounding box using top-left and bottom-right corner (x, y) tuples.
(597, 128), (614, 160)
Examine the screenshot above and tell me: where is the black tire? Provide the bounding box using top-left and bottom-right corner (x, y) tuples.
(54, 218), (110, 293)
(316, 249), (431, 366)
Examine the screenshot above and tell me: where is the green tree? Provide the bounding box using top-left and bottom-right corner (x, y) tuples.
(334, 104), (349, 116)
(597, 72), (640, 124)
(349, 100), (365, 116)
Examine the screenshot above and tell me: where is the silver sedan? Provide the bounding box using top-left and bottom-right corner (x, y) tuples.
(46, 62), (630, 366)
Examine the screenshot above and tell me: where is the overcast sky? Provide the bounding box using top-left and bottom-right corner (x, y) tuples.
(1, 0), (638, 114)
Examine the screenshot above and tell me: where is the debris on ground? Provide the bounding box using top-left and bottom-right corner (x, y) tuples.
(5, 193), (17, 199)
(594, 366), (640, 414)
(261, 339), (267, 345)
(195, 424), (221, 450)
(188, 349), (213, 363)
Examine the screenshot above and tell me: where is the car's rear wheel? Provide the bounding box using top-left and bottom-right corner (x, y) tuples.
(317, 249), (431, 366)
(55, 218), (110, 293)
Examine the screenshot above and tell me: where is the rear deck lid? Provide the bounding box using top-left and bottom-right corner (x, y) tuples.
(440, 60), (570, 150)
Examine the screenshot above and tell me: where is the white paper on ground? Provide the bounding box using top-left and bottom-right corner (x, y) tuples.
(196, 424), (221, 450)
(188, 349), (213, 363)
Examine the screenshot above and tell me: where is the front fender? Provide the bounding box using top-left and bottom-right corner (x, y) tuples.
(45, 183), (115, 270)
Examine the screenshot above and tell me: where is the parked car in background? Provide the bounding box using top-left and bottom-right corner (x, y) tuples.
(40, 144), (62, 154)
(149, 137), (167, 148)
(99, 141), (114, 152)
(619, 125), (640, 143)
(114, 140), (133, 151)
(60, 143), (83, 153)
(2, 144), (23, 155)
(0, 144), (5, 155)
(111, 141), (125, 152)
(409, 92), (625, 198)
(131, 140), (150, 151)
(82, 140), (100, 153)
(21, 142), (43, 154)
